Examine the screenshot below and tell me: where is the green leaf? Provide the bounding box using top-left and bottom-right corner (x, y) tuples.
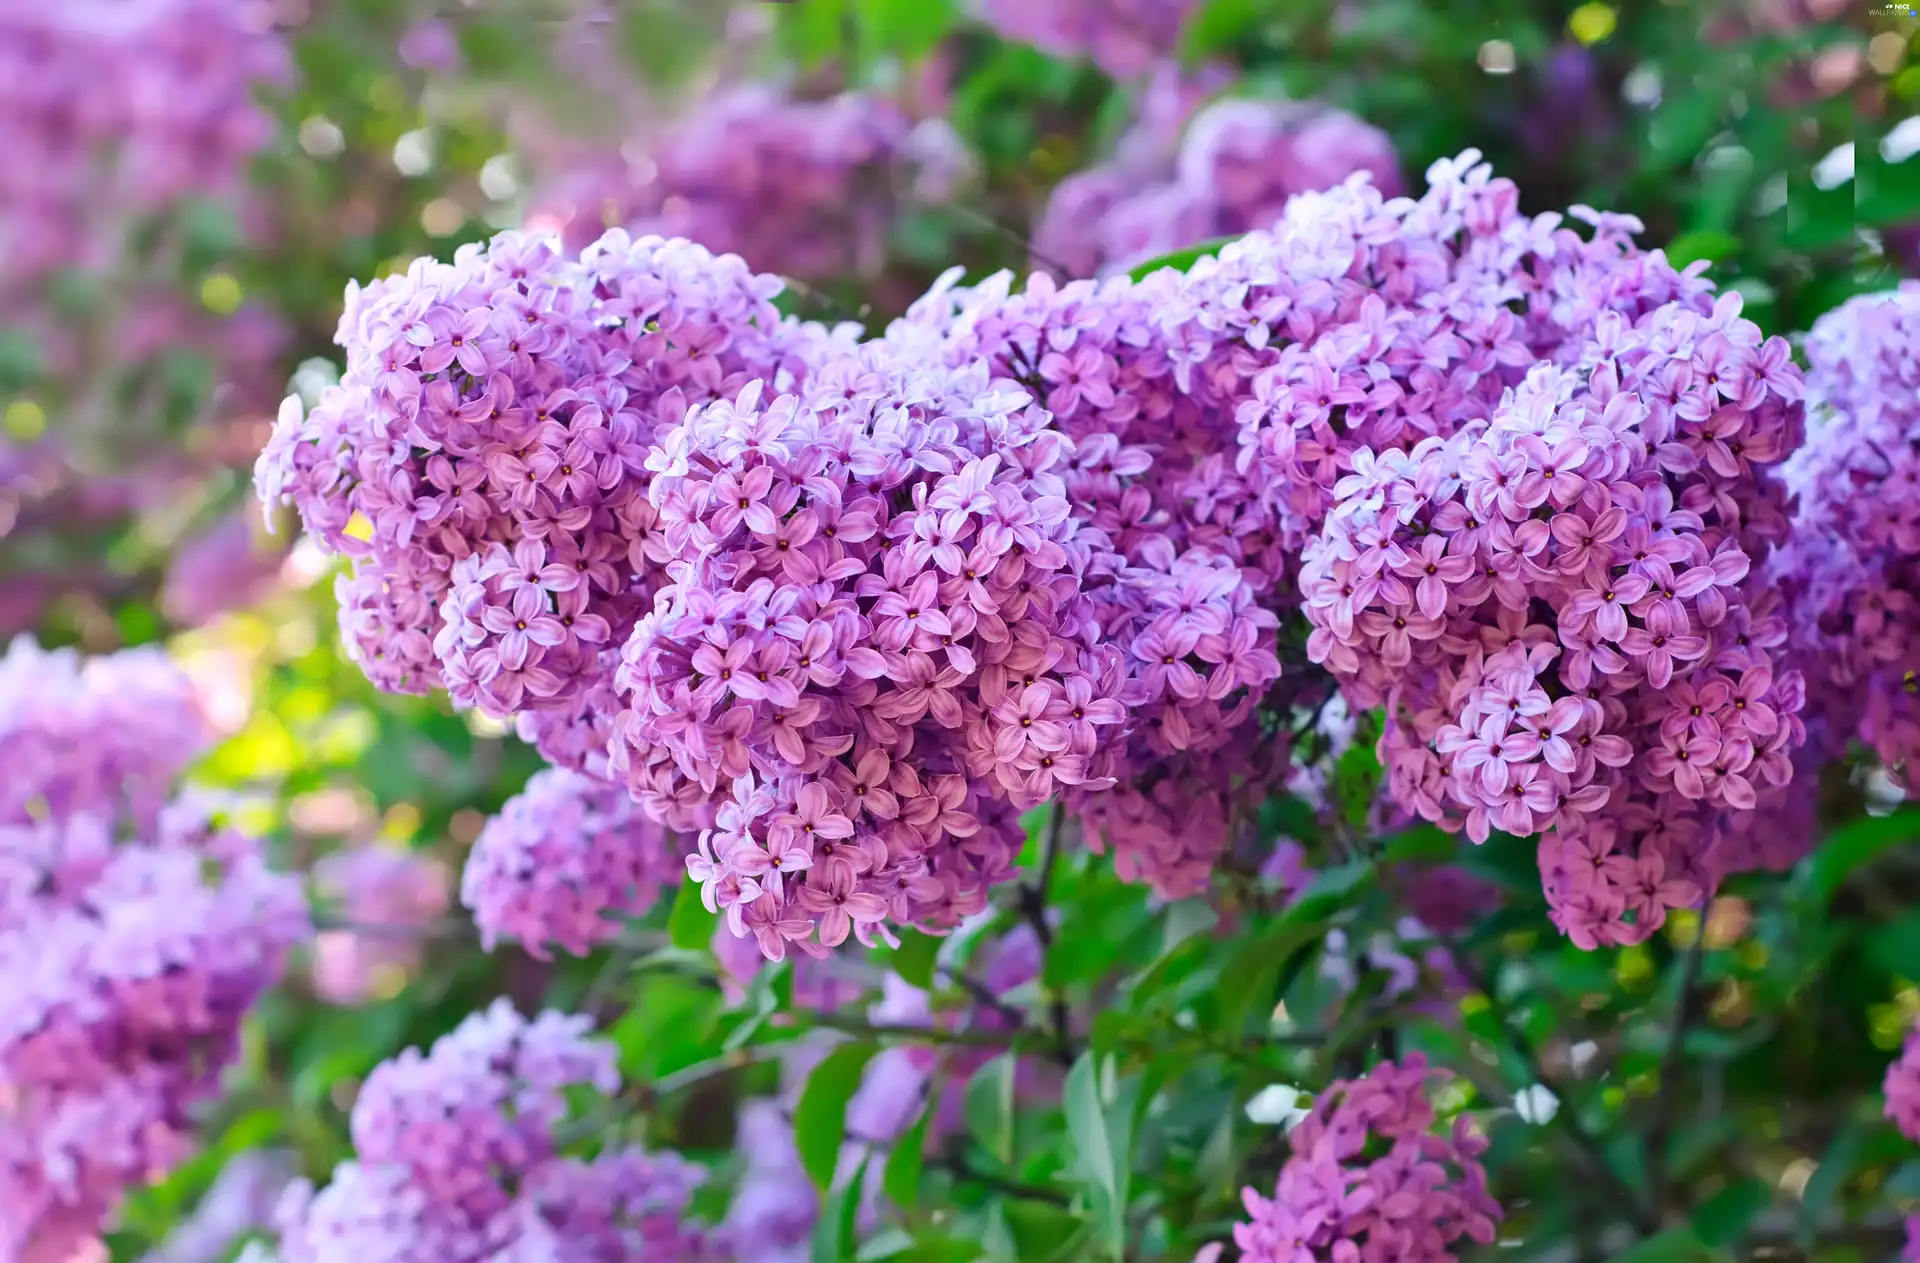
(1331, 741), (1383, 828)
(1456, 830), (1548, 901)
(1802, 810), (1920, 905)
(856, 1228), (916, 1262)
(1690, 1177), (1771, 1248)
(1664, 230), (1741, 269)
(1063, 1056), (1136, 1258)
(668, 875), (715, 952)
(611, 973), (719, 1081)
(1216, 859), (1373, 1035)
(1183, 0), (1266, 58)
(1380, 823), (1456, 866)
(780, 0), (854, 70)
(963, 1052), (1017, 1165)
(811, 1155), (871, 1263)
(796, 1042), (881, 1192)
(1002, 1198), (1091, 1262)
(1606, 1229), (1730, 1262)
(882, 1097), (934, 1211)
(1794, 1119), (1866, 1246)
(857, 0), (957, 62)
(1126, 236), (1239, 281)
(886, 929), (943, 990)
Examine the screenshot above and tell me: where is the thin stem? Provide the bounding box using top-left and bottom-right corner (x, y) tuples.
(944, 201), (1077, 279)
(1019, 807), (1074, 1061)
(809, 1011), (1058, 1053)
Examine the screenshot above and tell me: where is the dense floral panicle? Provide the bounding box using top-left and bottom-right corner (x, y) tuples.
(886, 265), (1296, 893)
(613, 353), (1126, 958)
(530, 83), (969, 287)
(0, 636), (209, 826)
(1889, 1024), (1920, 1144)
(1078, 734), (1291, 900)
(0, 0), (286, 284)
(462, 767), (679, 958)
(1232, 1055), (1500, 1263)
(312, 845), (449, 1006)
(514, 667), (620, 780)
(1301, 292), (1807, 946)
(260, 1001), (715, 1262)
(1165, 150), (1721, 558)
(973, 0), (1204, 80)
(1775, 283), (1920, 788)
(0, 793), (308, 1261)
(1035, 91), (1403, 278)
(256, 228), (852, 721)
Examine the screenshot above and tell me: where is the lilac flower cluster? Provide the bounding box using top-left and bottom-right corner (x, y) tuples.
(461, 767), (679, 959)
(0, 0), (291, 538)
(1776, 283), (1920, 790)
(1029, 63), (1228, 280)
(1888, 1024), (1920, 1145)
(0, 638), (308, 1261)
(887, 269), (1293, 897)
(972, 0), (1204, 80)
(1303, 305), (1807, 945)
(280, 149), (1829, 962)
(0, 0), (285, 285)
(1888, 1033), (1920, 1256)
(256, 228), (849, 722)
(529, 84), (969, 287)
(1232, 1055), (1500, 1263)
(614, 347), (1126, 955)
(312, 844), (450, 1006)
(254, 1001), (716, 1262)
(1173, 154), (1723, 556)
(160, 510), (287, 630)
(1035, 90), (1403, 279)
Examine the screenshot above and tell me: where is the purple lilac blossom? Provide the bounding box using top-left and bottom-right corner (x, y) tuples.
(0, 0), (291, 543)
(159, 510), (287, 629)
(1033, 84), (1403, 278)
(1888, 1023), (1920, 1144)
(1231, 1055), (1501, 1263)
(1775, 283), (1920, 792)
(972, 0), (1204, 80)
(1101, 149), (1809, 946)
(253, 1001), (716, 1263)
(0, 0), (285, 284)
(613, 346), (1128, 958)
(311, 844), (450, 1006)
(886, 266), (1294, 898)
(1301, 319), (1806, 947)
(254, 227), (855, 734)
(462, 767), (679, 959)
(715, 1101), (816, 1263)
(527, 83), (970, 287)
(0, 638), (309, 1260)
